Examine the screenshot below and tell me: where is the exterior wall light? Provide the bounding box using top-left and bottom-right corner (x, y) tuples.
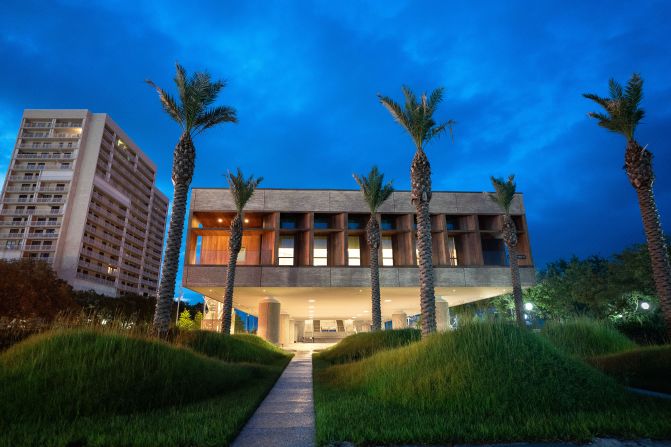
(524, 302), (534, 311)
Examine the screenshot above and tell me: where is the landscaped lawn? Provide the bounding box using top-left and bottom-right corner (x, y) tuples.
(313, 323), (671, 446)
(0, 329), (291, 447)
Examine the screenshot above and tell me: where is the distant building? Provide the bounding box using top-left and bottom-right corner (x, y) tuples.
(0, 109), (168, 297)
(182, 188), (535, 343)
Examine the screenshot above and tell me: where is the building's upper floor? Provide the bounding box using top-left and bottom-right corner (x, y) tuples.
(185, 188), (534, 271)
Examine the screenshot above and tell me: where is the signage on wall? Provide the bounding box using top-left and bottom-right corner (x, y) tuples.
(516, 254), (527, 260)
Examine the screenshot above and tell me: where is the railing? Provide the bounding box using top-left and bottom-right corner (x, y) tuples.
(12, 165), (47, 171)
(85, 225), (123, 245)
(0, 209), (63, 216)
(86, 215), (124, 235)
(123, 243), (143, 257)
(2, 198), (66, 204)
(26, 233), (59, 239)
(120, 263), (141, 275)
(76, 272), (116, 287)
(23, 244), (55, 252)
(30, 220), (60, 227)
(24, 122), (51, 128)
(81, 249), (119, 266)
(0, 233), (24, 239)
(53, 133), (80, 139)
(82, 236), (121, 255)
(192, 249), (273, 265)
(8, 175), (40, 181)
(1, 242), (23, 250)
(79, 261), (118, 276)
(18, 142), (80, 149)
(15, 153), (76, 160)
(54, 122), (82, 128)
(4, 186), (68, 193)
(21, 132), (49, 138)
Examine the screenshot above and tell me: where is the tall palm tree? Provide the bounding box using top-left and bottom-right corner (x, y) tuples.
(378, 86), (455, 337)
(146, 63), (237, 335)
(489, 175), (524, 326)
(353, 166), (394, 331)
(221, 168), (263, 335)
(584, 73), (671, 336)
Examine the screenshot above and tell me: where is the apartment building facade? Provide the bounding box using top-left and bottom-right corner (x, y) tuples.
(0, 109), (168, 296)
(183, 188), (535, 343)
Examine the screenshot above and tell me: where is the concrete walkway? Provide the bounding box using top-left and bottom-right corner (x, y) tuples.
(231, 348), (317, 447)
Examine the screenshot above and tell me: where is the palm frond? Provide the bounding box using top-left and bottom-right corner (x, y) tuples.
(489, 175), (516, 214)
(379, 85), (455, 150)
(584, 73), (645, 141)
(193, 106), (237, 135)
(353, 166), (394, 213)
(145, 80), (184, 127)
(226, 168), (263, 213)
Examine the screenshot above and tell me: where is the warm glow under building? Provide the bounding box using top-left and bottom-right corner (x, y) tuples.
(0, 110), (168, 296)
(183, 188), (535, 343)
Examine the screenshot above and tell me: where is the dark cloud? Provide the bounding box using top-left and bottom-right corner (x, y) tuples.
(1, 0), (670, 301)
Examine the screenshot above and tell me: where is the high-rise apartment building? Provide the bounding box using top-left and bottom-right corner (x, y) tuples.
(0, 110), (168, 297)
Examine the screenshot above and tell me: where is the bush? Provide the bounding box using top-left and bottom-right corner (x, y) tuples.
(589, 345), (671, 394)
(177, 330), (290, 366)
(0, 329), (271, 424)
(541, 319), (636, 358)
(316, 328), (420, 365)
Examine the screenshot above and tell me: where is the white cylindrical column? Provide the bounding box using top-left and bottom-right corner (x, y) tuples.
(289, 319), (296, 343)
(279, 312), (291, 346)
(391, 311), (407, 329)
(258, 297), (281, 344)
(295, 320), (305, 342)
(436, 296), (451, 332)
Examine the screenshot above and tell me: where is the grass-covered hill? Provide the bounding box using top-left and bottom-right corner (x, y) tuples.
(314, 323), (671, 445)
(0, 329), (291, 447)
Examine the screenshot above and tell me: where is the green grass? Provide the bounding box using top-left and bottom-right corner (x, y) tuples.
(0, 329), (291, 447)
(589, 344), (671, 394)
(541, 319), (637, 358)
(177, 330), (289, 366)
(316, 328), (420, 365)
(313, 323), (671, 445)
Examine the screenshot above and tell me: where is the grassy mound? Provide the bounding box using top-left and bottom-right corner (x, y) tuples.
(541, 319), (636, 358)
(0, 329), (272, 424)
(316, 328), (420, 365)
(589, 344), (671, 394)
(314, 323), (671, 444)
(177, 330), (290, 366)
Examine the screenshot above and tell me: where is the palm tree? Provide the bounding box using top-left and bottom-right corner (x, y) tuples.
(584, 73), (671, 336)
(221, 168), (263, 335)
(378, 86), (455, 337)
(146, 63), (237, 335)
(353, 166), (394, 331)
(489, 175), (524, 326)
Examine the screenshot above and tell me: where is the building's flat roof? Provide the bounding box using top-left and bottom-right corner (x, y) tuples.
(192, 187), (524, 195)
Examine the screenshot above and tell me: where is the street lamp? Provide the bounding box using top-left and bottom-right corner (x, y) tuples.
(524, 302), (534, 311)
(640, 302), (650, 310)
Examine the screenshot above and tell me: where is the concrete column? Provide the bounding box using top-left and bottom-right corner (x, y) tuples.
(258, 297), (281, 344)
(295, 320), (305, 342)
(279, 312), (290, 346)
(289, 319), (296, 343)
(391, 311), (407, 329)
(436, 296), (452, 332)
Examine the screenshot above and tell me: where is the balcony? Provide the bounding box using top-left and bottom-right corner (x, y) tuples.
(18, 142), (80, 150)
(82, 236), (121, 255)
(2, 197), (66, 205)
(76, 272), (116, 287)
(81, 249), (119, 266)
(0, 209), (63, 216)
(26, 232), (59, 239)
(29, 220), (61, 227)
(23, 244), (55, 252)
(24, 122), (52, 128)
(79, 260), (118, 276)
(54, 122), (82, 128)
(0, 233), (25, 239)
(15, 153), (76, 160)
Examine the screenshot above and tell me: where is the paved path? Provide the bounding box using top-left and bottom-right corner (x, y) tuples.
(231, 349), (316, 447)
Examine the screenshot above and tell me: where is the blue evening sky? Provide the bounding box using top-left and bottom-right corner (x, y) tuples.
(1, 1), (670, 302)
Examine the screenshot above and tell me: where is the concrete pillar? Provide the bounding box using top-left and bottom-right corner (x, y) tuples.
(289, 319), (295, 343)
(295, 320), (305, 342)
(436, 296), (452, 332)
(391, 311), (407, 329)
(279, 312), (290, 346)
(258, 297), (281, 344)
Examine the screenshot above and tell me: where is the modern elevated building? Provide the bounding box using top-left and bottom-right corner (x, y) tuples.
(0, 109), (168, 297)
(183, 188), (535, 344)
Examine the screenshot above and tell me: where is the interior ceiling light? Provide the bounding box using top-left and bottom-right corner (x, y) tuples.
(384, 299), (392, 302)
(308, 299), (315, 302)
(244, 218), (249, 223)
(217, 218), (223, 223)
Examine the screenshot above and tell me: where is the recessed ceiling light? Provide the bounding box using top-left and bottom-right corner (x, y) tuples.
(359, 289), (362, 292)
(384, 299), (392, 302)
(363, 310), (368, 313)
(308, 299), (315, 303)
(244, 218), (249, 223)
(351, 316), (357, 319)
(209, 289), (212, 292)
(263, 289), (267, 292)
(217, 218), (223, 223)
(452, 289), (456, 292)
(309, 305), (314, 309)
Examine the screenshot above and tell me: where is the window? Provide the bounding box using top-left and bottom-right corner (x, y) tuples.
(446, 216), (460, 230)
(60, 163), (70, 169)
(314, 215), (330, 229)
(447, 237), (458, 266)
(313, 236), (328, 266)
(382, 237), (393, 266)
(278, 236), (295, 266)
(348, 236), (361, 266)
(280, 216), (297, 229)
(381, 217), (395, 230)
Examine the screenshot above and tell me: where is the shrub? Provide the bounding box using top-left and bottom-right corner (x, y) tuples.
(589, 345), (671, 394)
(316, 328), (421, 365)
(541, 319), (636, 358)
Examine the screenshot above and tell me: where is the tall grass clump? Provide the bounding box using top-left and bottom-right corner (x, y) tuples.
(589, 344), (671, 394)
(316, 328), (420, 365)
(314, 322), (671, 444)
(541, 319), (636, 358)
(177, 330), (291, 366)
(0, 329), (271, 425)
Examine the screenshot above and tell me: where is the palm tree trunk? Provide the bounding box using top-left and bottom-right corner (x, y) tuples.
(153, 133), (195, 335)
(625, 140), (671, 337)
(635, 187), (671, 336)
(222, 214), (243, 335)
(507, 244), (524, 326)
(367, 215), (382, 331)
(411, 148), (436, 336)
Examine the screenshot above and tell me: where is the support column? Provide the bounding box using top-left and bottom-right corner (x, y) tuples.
(295, 320), (305, 342)
(436, 296), (452, 332)
(258, 297), (281, 344)
(279, 312), (290, 346)
(289, 318), (296, 343)
(391, 311), (407, 329)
